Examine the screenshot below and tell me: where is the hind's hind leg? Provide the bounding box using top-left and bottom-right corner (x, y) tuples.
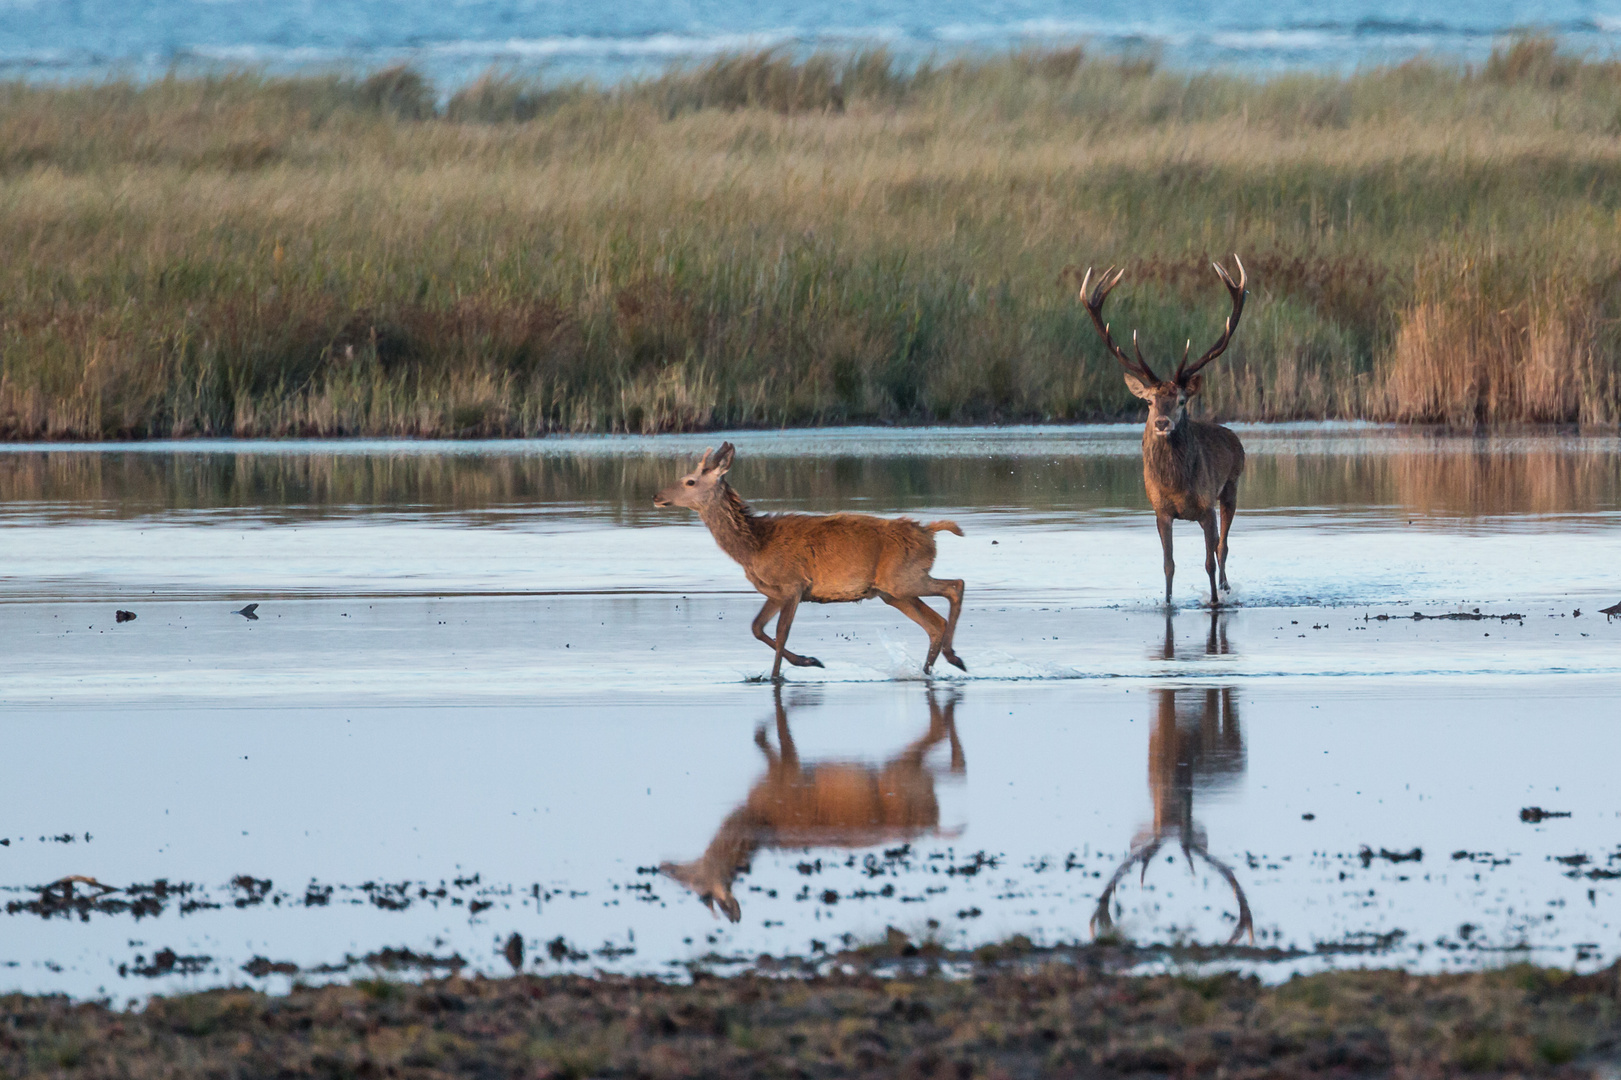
(920, 577), (966, 671)
(882, 594), (948, 673)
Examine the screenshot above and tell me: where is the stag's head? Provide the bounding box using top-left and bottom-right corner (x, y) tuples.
(658, 859), (742, 922)
(654, 442), (736, 511)
(1078, 257), (1248, 440)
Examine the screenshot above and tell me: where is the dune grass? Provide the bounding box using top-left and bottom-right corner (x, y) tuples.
(2, 38), (1621, 439)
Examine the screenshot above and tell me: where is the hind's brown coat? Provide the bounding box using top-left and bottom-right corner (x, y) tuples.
(660, 692), (964, 921)
(655, 442), (966, 678)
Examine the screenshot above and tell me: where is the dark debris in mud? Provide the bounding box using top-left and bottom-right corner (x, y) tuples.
(1523, 807), (1575, 823)
(1, 873), (516, 923)
(120, 948), (212, 979)
(1366, 609), (1524, 622)
(1358, 845), (1422, 867)
(2, 959), (1618, 1078)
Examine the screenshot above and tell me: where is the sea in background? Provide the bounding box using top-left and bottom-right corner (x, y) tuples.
(5, 0), (1621, 87)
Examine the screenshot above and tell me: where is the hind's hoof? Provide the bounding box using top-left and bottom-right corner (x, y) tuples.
(946, 653), (967, 672)
(791, 655), (824, 668)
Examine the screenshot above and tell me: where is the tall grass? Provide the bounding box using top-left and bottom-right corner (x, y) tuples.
(2, 36), (1620, 439)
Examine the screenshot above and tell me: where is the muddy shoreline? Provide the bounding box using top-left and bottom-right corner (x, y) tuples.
(3, 953), (1619, 1077)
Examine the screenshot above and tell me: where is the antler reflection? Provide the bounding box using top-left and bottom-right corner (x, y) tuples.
(1093, 613), (1252, 945)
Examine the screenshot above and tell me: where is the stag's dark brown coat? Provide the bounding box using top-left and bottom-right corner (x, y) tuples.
(1078, 257), (1251, 605)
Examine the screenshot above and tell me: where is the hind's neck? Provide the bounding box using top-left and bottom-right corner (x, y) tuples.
(696, 482), (769, 565)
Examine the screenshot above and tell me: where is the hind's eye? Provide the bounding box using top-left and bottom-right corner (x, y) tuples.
(685, 479), (696, 486)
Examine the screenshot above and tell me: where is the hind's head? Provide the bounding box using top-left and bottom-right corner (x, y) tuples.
(654, 442), (735, 511)
(659, 859), (741, 922)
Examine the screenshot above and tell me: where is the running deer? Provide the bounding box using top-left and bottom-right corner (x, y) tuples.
(660, 688), (965, 921)
(1092, 613), (1252, 944)
(654, 442), (966, 679)
(1078, 257), (1250, 606)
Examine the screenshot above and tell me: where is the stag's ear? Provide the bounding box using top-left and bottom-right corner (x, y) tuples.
(1123, 372), (1157, 400)
(1181, 373), (1204, 398)
(709, 442), (736, 475)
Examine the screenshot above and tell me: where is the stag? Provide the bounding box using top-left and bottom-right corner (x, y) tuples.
(1092, 613), (1252, 944)
(1079, 257), (1250, 606)
(660, 688), (965, 921)
(654, 442), (966, 679)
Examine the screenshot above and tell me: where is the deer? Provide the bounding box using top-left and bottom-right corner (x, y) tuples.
(1078, 257), (1250, 607)
(660, 687), (965, 921)
(1092, 613), (1252, 945)
(654, 442), (966, 680)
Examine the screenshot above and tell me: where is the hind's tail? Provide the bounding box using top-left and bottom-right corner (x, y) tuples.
(925, 520), (963, 537)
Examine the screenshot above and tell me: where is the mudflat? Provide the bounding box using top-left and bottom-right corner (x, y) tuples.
(3, 961), (1621, 1077)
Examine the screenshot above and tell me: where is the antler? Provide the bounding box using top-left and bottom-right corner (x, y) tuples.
(1089, 833), (1254, 946)
(1079, 266), (1162, 385)
(1089, 836), (1166, 938)
(1174, 255), (1248, 384)
(1185, 840), (1256, 946)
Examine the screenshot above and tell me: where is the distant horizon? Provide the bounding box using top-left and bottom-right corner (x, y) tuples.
(5, 0), (1621, 88)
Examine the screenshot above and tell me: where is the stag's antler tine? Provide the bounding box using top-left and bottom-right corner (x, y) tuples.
(1078, 264), (1162, 384)
(1136, 836), (1166, 885)
(1190, 842), (1256, 946)
(1090, 840), (1160, 938)
(1176, 255), (1250, 383)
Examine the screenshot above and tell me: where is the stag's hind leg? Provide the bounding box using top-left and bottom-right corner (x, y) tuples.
(1216, 480), (1237, 592)
(752, 597), (822, 669)
(1199, 510), (1220, 608)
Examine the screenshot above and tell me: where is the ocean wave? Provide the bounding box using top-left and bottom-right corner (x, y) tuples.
(8, 3), (1621, 84)
(424, 31), (799, 60)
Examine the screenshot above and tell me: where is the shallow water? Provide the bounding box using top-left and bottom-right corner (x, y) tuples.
(0, 424), (1617, 1001)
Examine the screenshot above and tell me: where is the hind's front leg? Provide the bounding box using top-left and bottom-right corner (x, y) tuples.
(751, 597), (822, 668)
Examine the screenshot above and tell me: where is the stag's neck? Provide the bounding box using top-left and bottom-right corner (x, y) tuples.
(1142, 422), (1202, 486)
(696, 482), (769, 566)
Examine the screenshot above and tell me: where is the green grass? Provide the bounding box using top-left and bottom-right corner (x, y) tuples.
(2, 36), (1620, 439)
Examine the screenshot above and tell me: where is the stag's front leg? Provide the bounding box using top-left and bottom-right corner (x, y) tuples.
(1156, 513), (1176, 606)
(752, 597), (822, 669)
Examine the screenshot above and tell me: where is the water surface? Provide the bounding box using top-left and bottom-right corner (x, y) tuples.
(0, 425), (1617, 1001)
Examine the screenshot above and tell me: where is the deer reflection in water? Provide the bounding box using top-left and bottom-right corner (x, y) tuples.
(1093, 611), (1253, 944)
(661, 688), (964, 922)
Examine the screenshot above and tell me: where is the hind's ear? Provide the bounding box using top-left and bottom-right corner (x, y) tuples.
(659, 861), (700, 890)
(694, 446), (715, 472)
(710, 442), (735, 475)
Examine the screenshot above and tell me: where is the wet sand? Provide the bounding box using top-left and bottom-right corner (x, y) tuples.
(0, 426), (1618, 1002)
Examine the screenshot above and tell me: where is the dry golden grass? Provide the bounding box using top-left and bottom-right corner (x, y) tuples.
(2, 38), (1620, 438)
